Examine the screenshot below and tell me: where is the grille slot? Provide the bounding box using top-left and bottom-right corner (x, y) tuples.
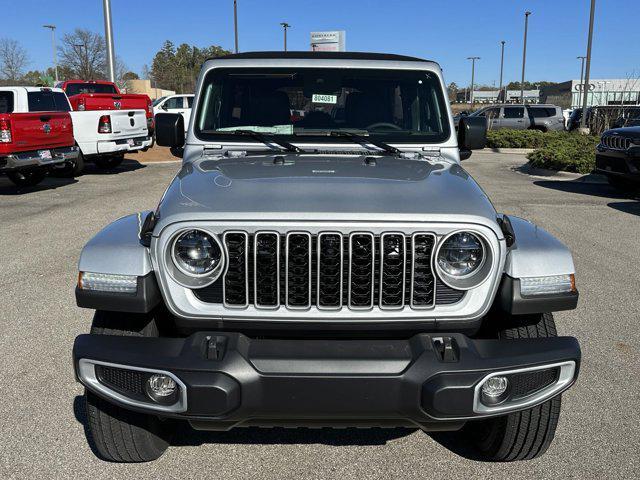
(213, 230), (464, 310)
(223, 232), (249, 307)
(380, 233), (406, 309)
(349, 233), (375, 309)
(317, 233), (343, 309)
(286, 232), (312, 309)
(254, 232), (280, 308)
(411, 234), (436, 308)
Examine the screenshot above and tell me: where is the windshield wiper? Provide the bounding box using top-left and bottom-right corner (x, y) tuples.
(233, 129), (302, 153)
(328, 130), (401, 155)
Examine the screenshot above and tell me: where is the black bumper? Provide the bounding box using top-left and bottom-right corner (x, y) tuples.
(595, 148), (640, 182)
(73, 332), (580, 431)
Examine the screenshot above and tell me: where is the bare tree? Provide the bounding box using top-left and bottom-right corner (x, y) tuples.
(0, 38), (29, 82)
(59, 29), (106, 80)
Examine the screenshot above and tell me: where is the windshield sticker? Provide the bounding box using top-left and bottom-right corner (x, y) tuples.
(312, 94), (337, 104)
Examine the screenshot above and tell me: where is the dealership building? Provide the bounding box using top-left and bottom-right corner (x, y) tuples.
(540, 78), (640, 109)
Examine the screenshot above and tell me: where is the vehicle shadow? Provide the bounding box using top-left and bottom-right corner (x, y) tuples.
(532, 179), (631, 200)
(427, 431), (488, 462)
(607, 201), (640, 217)
(0, 175), (78, 196)
(77, 159), (147, 176)
(73, 395), (413, 453)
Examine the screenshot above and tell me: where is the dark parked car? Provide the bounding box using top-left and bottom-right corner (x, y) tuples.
(596, 126), (640, 192)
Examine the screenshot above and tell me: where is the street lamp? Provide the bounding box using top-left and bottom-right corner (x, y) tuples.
(580, 0), (596, 130)
(577, 56), (586, 108)
(498, 41), (506, 103)
(102, 0), (116, 82)
(280, 22), (290, 51)
(43, 25), (58, 83)
(520, 11), (531, 104)
(467, 56), (480, 108)
(233, 0), (239, 53)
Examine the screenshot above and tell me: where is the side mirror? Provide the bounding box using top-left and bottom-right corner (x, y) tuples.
(160, 103), (168, 111)
(457, 116), (487, 160)
(155, 113), (185, 149)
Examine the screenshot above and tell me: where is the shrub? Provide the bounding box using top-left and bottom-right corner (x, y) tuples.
(486, 129), (568, 149)
(526, 134), (600, 174)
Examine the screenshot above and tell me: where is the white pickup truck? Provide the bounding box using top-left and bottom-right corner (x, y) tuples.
(63, 108), (153, 175)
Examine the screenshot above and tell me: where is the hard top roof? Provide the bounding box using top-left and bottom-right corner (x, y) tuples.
(208, 51), (435, 63)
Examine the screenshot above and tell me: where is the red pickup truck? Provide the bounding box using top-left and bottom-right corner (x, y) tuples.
(1, 87), (79, 187)
(57, 80), (154, 135)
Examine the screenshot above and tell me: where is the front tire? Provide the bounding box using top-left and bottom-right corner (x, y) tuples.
(463, 313), (563, 461)
(84, 310), (171, 462)
(6, 169), (46, 187)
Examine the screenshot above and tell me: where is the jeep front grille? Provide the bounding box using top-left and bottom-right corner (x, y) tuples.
(601, 135), (631, 150)
(198, 231), (464, 310)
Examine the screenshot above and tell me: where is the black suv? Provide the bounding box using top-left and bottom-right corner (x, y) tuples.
(596, 126), (640, 191)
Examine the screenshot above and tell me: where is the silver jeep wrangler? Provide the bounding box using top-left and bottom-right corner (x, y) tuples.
(72, 52), (580, 463)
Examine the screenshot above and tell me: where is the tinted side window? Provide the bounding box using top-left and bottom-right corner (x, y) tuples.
(187, 96), (194, 108)
(504, 107), (524, 118)
(27, 91), (71, 112)
(529, 107), (557, 118)
(0, 91), (14, 113)
(165, 97), (183, 109)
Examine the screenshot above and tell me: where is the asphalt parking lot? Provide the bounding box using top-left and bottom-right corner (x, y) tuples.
(0, 151), (638, 479)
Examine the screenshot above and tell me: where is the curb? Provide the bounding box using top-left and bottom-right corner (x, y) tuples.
(514, 163), (607, 184)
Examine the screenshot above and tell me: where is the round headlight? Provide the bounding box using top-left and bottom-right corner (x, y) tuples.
(172, 230), (222, 276)
(437, 232), (484, 277)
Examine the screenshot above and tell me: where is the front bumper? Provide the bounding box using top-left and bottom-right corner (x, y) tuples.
(96, 136), (153, 155)
(73, 332), (580, 431)
(595, 147), (640, 181)
(0, 145), (79, 172)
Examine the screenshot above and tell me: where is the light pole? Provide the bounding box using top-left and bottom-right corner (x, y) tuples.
(102, 0), (116, 82)
(580, 0), (596, 130)
(520, 11), (531, 104)
(467, 56), (480, 108)
(43, 25), (58, 83)
(576, 56), (586, 108)
(233, 0), (239, 53)
(280, 22), (290, 51)
(498, 41), (505, 103)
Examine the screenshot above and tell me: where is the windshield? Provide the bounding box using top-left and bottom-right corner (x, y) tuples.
(152, 96), (167, 107)
(65, 83), (117, 96)
(195, 67), (451, 144)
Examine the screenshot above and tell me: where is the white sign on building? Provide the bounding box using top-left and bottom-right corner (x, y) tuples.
(310, 31), (346, 52)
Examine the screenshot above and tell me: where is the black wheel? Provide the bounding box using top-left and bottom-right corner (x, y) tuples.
(94, 154), (124, 170)
(607, 175), (639, 193)
(462, 313), (563, 461)
(6, 169), (47, 187)
(84, 310), (171, 462)
(54, 149), (85, 177)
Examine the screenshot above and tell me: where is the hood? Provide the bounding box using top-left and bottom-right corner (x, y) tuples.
(604, 126), (640, 139)
(155, 153), (499, 232)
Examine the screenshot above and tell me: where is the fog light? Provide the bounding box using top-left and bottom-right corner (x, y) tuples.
(145, 374), (178, 404)
(482, 376), (508, 397)
(481, 376), (509, 406)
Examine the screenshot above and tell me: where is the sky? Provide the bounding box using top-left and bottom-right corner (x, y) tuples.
(2, 0), (639, 88)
